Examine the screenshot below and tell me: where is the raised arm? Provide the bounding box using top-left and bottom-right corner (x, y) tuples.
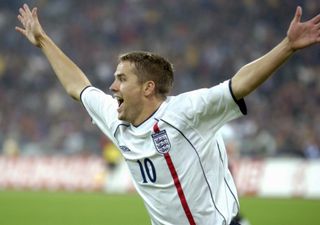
(231, 6), (320, 100)
(15, 4), (91, 101)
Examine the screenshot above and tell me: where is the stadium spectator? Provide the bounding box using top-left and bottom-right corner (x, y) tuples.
(0, 0), (319, 158)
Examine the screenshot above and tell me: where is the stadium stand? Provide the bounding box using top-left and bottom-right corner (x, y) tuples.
(0, 0), (319, 158)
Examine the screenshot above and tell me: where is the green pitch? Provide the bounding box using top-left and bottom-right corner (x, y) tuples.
(0, 191), (319, 225)
(240, 196), (320, 225)
(0, 191), (149, 225)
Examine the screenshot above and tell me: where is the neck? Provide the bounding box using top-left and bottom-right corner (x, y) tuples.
(132, 100), (164, 127)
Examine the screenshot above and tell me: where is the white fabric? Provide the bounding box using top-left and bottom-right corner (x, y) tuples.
(81, 80), (245, 225)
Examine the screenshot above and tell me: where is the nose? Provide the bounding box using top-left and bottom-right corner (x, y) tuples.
(109, 80), (118, 93)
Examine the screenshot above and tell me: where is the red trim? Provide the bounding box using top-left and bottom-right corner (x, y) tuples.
(153, 122), (196, 225)
(164, 153), (196, 225)
(153, 122), (160, 133)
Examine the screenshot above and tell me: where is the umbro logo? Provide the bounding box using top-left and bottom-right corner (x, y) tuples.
(119, 145), (131, 152)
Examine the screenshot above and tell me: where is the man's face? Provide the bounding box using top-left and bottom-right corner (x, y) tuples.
(110, 61), (145, 125)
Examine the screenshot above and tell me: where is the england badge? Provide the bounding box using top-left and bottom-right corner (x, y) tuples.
(152, 130), (171, 154)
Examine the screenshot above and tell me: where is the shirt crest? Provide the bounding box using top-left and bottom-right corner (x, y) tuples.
(152, 130), (171, 154)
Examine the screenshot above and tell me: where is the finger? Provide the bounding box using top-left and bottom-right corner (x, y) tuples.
(293, 6), (302, 23)
(15, 26), (26, 36)
(311, 14), (320, 24)
(23, 3), (32, 16)
(19, 7), (26, 18)
(32, 7), (38, 20)
(17, 14), (26, 25)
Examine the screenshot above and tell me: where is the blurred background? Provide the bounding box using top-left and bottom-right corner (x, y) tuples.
(0, 0), (319, 225)
(1, 0), (320, 158)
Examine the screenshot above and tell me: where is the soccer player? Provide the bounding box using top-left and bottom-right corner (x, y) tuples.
(16, 4), (320, 225)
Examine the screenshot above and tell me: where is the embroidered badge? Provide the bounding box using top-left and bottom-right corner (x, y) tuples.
(152, 130), (171, 154)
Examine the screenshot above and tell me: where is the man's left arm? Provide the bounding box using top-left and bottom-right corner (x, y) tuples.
(231, 6), (320, 100)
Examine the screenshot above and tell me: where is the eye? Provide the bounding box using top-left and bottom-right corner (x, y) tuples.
(117, 75), (126, 82)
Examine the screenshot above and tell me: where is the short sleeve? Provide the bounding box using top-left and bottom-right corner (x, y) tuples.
(80, 86), (119, 141)
(165, 80), (247, 134)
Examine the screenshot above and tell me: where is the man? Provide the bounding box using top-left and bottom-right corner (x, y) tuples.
(16, 4), (320, 225)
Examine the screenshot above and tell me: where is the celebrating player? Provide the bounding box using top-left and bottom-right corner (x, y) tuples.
(16, 3), (320, 225)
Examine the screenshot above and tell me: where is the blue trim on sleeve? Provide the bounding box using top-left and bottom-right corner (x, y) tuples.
(79, 85), (92, 103)
(228, 80), (247, 115)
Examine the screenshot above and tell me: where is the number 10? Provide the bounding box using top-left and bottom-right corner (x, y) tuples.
(137, 158), (157, 183)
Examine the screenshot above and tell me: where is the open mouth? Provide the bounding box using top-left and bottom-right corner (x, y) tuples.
(115, 96), (124, 107)
(118, 99), (124, 107)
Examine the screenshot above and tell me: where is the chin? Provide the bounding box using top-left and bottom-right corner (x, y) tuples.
(118, 114), (128, 122)
(118, 114), (124, 120)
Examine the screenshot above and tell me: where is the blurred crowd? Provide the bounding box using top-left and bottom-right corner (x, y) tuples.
(0, 0), (319, 159)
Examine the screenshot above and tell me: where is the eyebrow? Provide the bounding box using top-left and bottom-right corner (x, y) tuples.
(114, 73), (126, 79)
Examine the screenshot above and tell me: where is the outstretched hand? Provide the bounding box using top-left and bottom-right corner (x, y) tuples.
(287, 6), (320, 50)
(15, 4), (45, 47)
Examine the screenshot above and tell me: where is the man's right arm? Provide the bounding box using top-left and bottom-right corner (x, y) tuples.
(38, 34), (91, 101)
(16, 4), (91, 101)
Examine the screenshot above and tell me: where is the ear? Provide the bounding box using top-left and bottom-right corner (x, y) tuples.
(143, 81), (156, 97)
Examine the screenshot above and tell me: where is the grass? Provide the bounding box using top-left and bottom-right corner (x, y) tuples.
(0, 191), (319, 225)
(240, 197), (320, 225)
(0, 191), (149, 225)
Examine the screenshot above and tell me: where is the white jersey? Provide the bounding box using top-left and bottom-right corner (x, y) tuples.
(81, 80), (246, 225)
